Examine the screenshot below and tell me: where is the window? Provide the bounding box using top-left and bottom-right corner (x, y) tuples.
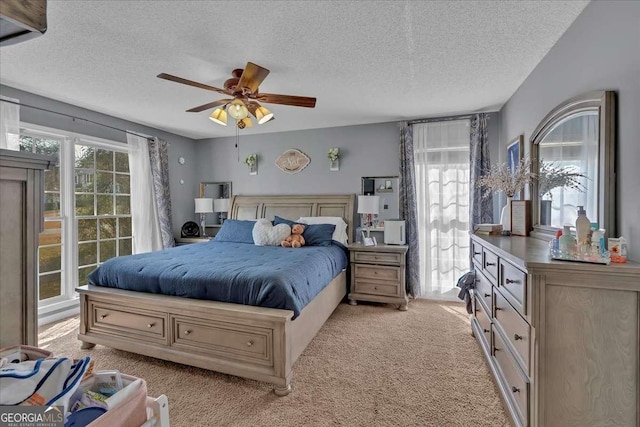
(413, 120), (471, 299)
(19, 125), (131, 312)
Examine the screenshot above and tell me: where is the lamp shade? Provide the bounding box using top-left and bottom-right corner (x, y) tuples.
(357, 195), (380, 215)
(255, 106), (274, 124)
(227, 99), (249, 120)
(194, 198), (213, 214)
(213, 198), (230, 213)
(209, 108), (227, 126)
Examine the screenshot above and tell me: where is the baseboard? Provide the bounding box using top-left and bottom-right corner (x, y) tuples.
(39, 305), (80, 326)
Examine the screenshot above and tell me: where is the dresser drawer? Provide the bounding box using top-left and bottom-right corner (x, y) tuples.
(351, 251), (401, 266)
(475, 296), (492, 351)
(494, 289), (530, 373)
(499, 259), (527, 315)
(91, 303), (166, 342)
(475, 270), (493, 313)
(354, 279), (400, 297)
(471, 240), (483, 267)
(354, 264), (400, 282)
(171, 316), (273, 365)
(482, 248), (499, 281)
(493, 329), (529, 426)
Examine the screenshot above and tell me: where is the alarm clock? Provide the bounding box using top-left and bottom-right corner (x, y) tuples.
(181, 221), (200, 237)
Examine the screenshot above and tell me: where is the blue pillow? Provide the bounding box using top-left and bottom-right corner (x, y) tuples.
(273, 216), (336, 247)
(213, 219), (256, 244)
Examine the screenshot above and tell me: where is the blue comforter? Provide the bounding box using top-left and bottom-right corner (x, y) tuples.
(87, 241), (348, 318)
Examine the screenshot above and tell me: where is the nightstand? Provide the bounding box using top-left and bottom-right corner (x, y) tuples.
(347, 243), (409, 311)
(175, 237), (211, 246)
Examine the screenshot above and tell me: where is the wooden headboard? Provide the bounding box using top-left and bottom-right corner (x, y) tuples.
(229, 194), (356, 241)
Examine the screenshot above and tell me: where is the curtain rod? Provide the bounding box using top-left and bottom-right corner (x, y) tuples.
(409, 113), (487, 125)
(0, 98), (155, 141)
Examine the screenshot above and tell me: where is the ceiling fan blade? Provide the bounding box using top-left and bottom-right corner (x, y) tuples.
(256, 93), (316, 108)
(237, 62), (270, 94)
(157, 73), (229, 95)
(186, 99), (232, 113)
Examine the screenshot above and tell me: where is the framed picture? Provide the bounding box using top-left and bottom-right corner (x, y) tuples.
(507, 134), (524, 200)
(510, 200), (531, 236)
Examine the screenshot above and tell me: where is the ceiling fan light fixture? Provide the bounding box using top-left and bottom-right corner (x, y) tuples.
(255, 106), (274, 125)
(237, 117), (253, 129)
(227, 99), (249, 120)
(209, 108), (227, 126)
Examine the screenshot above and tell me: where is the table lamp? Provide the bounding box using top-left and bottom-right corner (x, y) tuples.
(213, 198), (230, 224)
(357, 195), (380, 238)
(195, 198), (213, 237)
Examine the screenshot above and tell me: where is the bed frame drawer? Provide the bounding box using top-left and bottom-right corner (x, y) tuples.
(90, 303), (167, 343)
(354, 264), (400, 282)
(351, 251), (401, 266)
(170, 316), (274, 366)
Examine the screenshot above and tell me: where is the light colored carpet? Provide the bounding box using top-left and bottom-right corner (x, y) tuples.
(39, 300), (509, 426)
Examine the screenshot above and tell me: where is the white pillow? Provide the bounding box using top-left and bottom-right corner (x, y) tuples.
(252, 219), (291, 246)
(297, 216), (349, 245)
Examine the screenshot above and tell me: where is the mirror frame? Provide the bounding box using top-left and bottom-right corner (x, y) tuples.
(530, 90), (616, 239)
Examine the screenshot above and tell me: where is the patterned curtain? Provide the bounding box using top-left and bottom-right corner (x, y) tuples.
(398, 121), (421, 297)
(470, 114), (493, 229)
(148, 138), (175, 248)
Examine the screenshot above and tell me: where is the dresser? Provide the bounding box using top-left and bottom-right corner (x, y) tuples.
(347, 243), (408, 310)
(470, 234), (640, 427)
(0, 149), (54, 348)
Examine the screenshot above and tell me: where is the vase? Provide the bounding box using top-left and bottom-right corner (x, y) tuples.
(500, 196), (513, 232)
(540, 199), (552, 226)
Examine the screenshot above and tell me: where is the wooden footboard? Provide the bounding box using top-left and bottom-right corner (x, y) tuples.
(76, 271), (346, 395)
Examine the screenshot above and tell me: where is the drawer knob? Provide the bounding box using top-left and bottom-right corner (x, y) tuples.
(484, 293), (490, 298)
(374, 271), (378, 275)
(247, 340), (254, 347)
(514, 334), (523, 341)
(486, 262), (496, 267)
(100, 314), (107, 320)
(495, 306), (502, 311)
(483, 328), (489, 333)
(505, 278), (520, 284)
(374, 286), (378, 290)
(184, 330), (192, 335)
(473, 251), (481, 256)
(493, 347), (500, 352)
(511, 386), (520, 393)
(147, 323), (154, 328)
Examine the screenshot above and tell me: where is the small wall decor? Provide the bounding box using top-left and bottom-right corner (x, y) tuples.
(328, 147), (340, 171)
(275, 149), (310, 174)
(245, 154), (258, 175)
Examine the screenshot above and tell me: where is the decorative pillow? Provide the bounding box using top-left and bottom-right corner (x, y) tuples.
(273, 216), (336, 247)
(297, 216), (349, 245)
(213, 219), (256, 244)
(252, 219), (291, 246)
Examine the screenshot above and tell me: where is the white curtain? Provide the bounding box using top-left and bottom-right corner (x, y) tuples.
(539, 112), (598, 227)
(0, 96), (20, 150)
(413, 120), (471, 299)
(127, 132), (163, 253)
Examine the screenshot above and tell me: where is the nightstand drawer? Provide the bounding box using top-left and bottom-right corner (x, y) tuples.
(351, 251), (401, 265)
(354, 264), (400, 281)
(354, 279), (400, 297)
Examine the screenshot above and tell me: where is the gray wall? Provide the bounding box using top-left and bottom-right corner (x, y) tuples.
(0, 85), (198, 237)
(196, 113), (501, 215)
(195, 122), (402, 197)
(499, 0), (640, 261)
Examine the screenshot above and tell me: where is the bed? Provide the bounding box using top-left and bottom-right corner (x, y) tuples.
(76, 194), (355, 396)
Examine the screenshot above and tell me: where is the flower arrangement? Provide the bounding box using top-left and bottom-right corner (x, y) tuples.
(244, 154), (256, 167)
(327, 148), (340, 162)
(477, 157), (533, 199)
(537, 160), (587, 199)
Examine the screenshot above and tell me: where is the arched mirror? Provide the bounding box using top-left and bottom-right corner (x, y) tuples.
(530, 91), (615, 239)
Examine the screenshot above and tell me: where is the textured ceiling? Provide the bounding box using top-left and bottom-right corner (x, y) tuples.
(0, 1), (589, 140)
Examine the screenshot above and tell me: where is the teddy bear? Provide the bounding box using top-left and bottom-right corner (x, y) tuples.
(281, 223), (306, 248)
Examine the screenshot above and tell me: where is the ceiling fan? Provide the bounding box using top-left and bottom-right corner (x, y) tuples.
(157, 62), (316, 129)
